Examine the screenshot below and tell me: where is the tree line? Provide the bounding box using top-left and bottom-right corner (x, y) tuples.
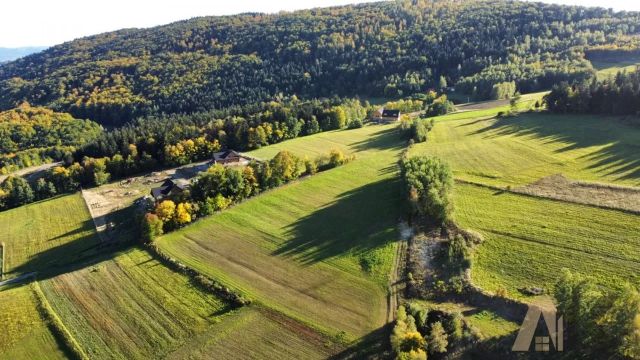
(545, 68), (640, 115)
(141, 149), (351, 241)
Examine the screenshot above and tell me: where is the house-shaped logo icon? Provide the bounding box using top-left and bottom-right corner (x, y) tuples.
(512, 305), (564, 352)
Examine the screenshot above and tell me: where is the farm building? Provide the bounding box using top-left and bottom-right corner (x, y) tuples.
(150, 178), (191, 201)
(372, 108), (401, 123)
(213, 150), (253, 166)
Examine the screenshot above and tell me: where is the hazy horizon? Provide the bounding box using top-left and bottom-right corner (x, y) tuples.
(1, 0), (639, 48)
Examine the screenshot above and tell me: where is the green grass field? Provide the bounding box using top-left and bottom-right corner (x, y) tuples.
(168, 307), (334, 359)
(591, 56), (640, 80)
(409, 112), (640, 187)
(455, 183), (640, 296)
(0, 284), (66, 360)
(0, 194), (100, 278)
(157, 124), (406, 339)
(411, 107), (640, 298)
(39, 247), (233, 359)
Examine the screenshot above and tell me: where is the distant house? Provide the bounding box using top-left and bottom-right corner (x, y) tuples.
(212, 150), (253, 166)
(150, 178), (190, 201)
(372, 108), (401, 123)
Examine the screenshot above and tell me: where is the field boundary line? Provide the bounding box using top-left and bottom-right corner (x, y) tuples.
(0, 242), (4, 281)
(144, 242), (249, 307)
(32, 281), (89, 360)
(387, 224), (409, 323)
(455, 178), (640, 216)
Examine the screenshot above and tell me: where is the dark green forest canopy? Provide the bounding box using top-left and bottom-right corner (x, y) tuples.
(1, 0), (639, 125)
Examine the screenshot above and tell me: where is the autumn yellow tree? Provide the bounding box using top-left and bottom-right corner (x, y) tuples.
(175, 202), (193, 225)
(155, 200), (176, 222)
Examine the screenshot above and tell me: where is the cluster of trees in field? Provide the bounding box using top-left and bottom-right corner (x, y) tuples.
(391, 303), (468, 359)
(545, 68), (640, 115)
(1, 1), (638, 125)
(555, 269), (640, 359)
(0, 104), (102, 173)
(141, 149), (351, 240)
(400, 156), (454, 225)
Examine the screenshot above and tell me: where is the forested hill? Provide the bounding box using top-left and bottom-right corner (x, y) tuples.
(1, 0), (639, 126)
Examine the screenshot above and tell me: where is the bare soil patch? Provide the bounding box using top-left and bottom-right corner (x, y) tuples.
(406, 228), (448, 299)
(516, 174), (640, 214)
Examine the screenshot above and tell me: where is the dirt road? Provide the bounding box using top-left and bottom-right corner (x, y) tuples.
(0, 162), (61, 183)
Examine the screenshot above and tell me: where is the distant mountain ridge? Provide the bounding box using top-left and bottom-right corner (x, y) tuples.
(0, 47), (47, 62)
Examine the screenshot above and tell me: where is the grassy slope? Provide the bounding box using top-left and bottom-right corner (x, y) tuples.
(410, 108), (640, 297)
(456, 183), (640, 296)
(0, 194), (100, 278)
(167, 307), (333, 360)
(0, 191), (329, 359)
(409, 112), (640, 187)
(592, 56), (640, 80)
(0, 284), (66, 360)
(158, 125), (405, 339)
(39, 247), (233, 359)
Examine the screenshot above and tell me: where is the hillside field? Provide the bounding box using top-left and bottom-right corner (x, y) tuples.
(0, 283), (66, 360)
(0, 189), (333, 358)
(409, 112), (640, 187)
(592, 55), (640, 79)
(411, 108), (640, 297)
(157, 124), (406, 339)
(0, 193), (100, 278)
(455, 183), (640, 296)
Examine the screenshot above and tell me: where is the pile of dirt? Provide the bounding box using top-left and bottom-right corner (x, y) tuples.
(516, 174), (640, 214)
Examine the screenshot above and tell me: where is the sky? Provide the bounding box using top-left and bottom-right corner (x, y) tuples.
(1, 0), (639, 48)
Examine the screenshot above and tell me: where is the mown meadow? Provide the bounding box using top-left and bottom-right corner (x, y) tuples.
(410, 105), (640, 298)
(0, 194), (100, 278)
(157, 124), (407, 339)
(0, 283), (66, 360)
(0, 189), (335, 358)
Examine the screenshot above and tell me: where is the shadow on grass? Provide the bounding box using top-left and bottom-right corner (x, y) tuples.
(330, 323), (392, 360)
(349, 126), (406, 153)
(6, 206), (135, 283)
(469, 112), (640, 183)
(274, 177), (403, 265)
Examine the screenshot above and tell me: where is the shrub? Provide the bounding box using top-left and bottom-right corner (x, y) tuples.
(447, 235), (470, 268)
(428, 321), (449, 353)
(495, 286), (508, 298)
(328, 149), (347, 168)
(400, 156), (454, 224)
(304, 156), (318, 175)
(141, 213), (163, 243)
(445, 312), (464, 342)
(347, 118), (363, 129)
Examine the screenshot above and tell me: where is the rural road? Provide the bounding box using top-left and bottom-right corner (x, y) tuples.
(0, 272), (37, 287)
(0, 162), (62, 183)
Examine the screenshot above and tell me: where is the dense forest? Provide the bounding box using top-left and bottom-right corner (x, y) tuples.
(0, 103), (102, 173)
(1, 0), (639, 125)
(545, 68), (640, 115)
